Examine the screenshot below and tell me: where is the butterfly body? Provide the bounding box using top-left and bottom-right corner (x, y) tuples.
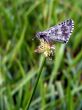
(36, 19), (74, 43)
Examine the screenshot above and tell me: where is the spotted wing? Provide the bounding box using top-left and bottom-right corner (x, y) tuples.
(43, 19), (74, 43)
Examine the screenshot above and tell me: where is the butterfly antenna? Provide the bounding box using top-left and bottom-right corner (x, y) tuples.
(32, 36), (36, 41)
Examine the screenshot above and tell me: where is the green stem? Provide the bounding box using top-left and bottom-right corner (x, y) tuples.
(25, 56), (46, 110)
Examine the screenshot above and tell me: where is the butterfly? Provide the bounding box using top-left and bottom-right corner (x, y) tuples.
(35, 19), (74, 57)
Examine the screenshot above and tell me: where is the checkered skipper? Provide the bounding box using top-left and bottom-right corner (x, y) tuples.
(36, 19), (74, 43)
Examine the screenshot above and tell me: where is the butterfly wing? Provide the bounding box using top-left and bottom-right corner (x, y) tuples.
(42, 19), (74, 43)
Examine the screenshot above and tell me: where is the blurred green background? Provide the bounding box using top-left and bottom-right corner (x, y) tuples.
(0, 0), (82, 110)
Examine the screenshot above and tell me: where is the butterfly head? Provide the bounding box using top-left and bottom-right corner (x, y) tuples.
(36, 32), (47, 40)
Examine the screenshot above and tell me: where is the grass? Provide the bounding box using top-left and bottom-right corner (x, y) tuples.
(0, 0), (82, 110)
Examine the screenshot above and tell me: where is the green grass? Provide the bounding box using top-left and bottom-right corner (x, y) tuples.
(0, 0), (82, 110)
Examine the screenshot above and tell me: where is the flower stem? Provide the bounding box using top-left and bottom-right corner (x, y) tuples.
(25, 56), (46, 110)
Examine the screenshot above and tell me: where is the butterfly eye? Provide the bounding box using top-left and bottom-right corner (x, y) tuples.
(40, 33), (47, 38)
